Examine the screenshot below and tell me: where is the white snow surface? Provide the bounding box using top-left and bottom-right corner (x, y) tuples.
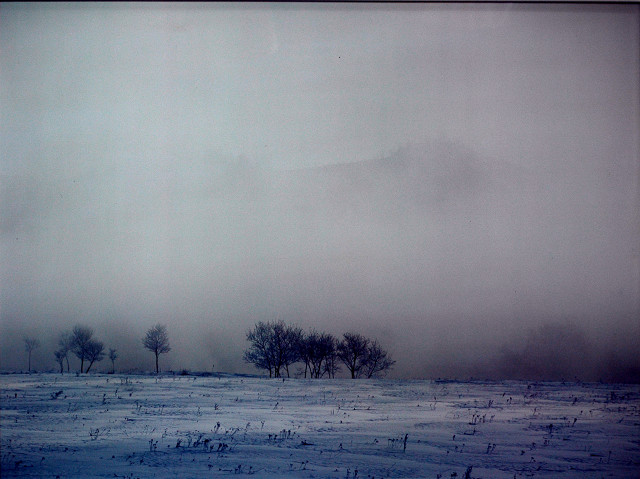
(1, 373), (638, 478)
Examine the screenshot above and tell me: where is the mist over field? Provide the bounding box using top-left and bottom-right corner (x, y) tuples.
(1, 4), (639, 382)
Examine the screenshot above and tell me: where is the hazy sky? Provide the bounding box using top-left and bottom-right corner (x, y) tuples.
(1, 3), (639, 381)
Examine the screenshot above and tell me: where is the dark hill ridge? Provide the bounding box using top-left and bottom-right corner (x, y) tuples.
(260, 142), (513, 236)
(195, 140), (552, 270)
(277, 141), (490, 205)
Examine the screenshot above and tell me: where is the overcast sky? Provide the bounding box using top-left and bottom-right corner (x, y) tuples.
(1, 3), (638, 381)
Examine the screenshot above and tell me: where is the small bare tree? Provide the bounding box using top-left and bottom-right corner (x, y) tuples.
(244, 322), (275, 378)
(337, 332), (369, 379)
(54, 350), (65, 374)
(24, 337), (40, 372)
(84, 340), (105, 373)
(337, 333), (394, 379)
(324, 342), (341, 379)
(362, 339), (395, 378)
(108, 348), (118, 374)
(143, 324), (171, 374)
(274, 321), (304, 378)
(299, 330), (338, 378)
(58, 331), (73, 372)
(70, 325), (94, 373)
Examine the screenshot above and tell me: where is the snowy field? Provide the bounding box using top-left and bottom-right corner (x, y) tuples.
(1, 373), (638, 478)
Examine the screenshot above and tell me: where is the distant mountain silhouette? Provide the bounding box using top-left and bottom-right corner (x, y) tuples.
(267, 141), (499, 223)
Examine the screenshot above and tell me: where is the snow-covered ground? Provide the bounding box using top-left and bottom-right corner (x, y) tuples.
(1, 373), (638, 478)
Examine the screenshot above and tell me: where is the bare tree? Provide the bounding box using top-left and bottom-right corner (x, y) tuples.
(54, 350), (65, 374)
(362, 339), (395, 378)
(143, 324), (171, 374)
(273, 321), (304, 378)
(84, 340), (105, 373)
(58, 331), (73, 372)
(299, 330), (338, 378)
(323, 341), (341, 379)
(319, 333), (339, 378)
(337, 332), (370, 379)
(108, 348), (118, 374)
(70, 325), (94, 373)
(337, 333), (394, 379)
(24, 337), (40, 372)
(298, 330), (316, 378)
(243, 321), (303, 378)
(244, 322), (276, 378)
(245, 326), (392, 380)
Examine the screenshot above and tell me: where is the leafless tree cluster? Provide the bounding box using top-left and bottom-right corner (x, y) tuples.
(71, 326), (105, 373)
(337, 332), (395, 379)
(244, 321), (394, 379)
(52, 325), (106, 374)
(35, 320), (393, 378)
(36, 323), (172, 374)
(299, 330), (340, 379)
(243, 321), (303, 378)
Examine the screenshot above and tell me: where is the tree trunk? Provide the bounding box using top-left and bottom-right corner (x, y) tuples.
(28, 351), (31, 372)
(350, 354), (357, 379)
(80, 358), (84, 374)
(155, 352), (159, 374)
(66, 356), (70, 372)
(85, 360), (94, 373)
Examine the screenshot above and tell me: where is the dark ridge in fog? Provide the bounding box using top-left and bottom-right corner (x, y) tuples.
(2, 141), (638, 382)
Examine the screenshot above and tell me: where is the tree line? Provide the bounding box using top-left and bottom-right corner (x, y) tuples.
(22, 321), (395, 379)
(23, 323), (171, 374)
(243, 320), (395, 379)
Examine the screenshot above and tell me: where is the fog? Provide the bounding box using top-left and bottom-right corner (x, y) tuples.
(1, 4), (639, 381)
